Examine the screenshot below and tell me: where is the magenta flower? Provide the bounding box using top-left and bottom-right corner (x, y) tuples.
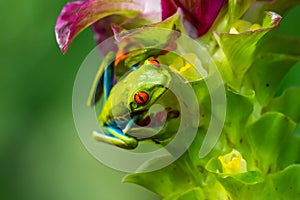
(55, 0), (161, 53)
(55, 0), (227, 53)
(161, 0), (227, 37)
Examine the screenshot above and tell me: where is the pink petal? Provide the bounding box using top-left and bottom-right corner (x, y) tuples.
(55, 0), (144, 53)
(161, 0), (227, 37)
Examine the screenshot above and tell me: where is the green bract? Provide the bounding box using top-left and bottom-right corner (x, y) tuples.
(122, 1), (300, 199)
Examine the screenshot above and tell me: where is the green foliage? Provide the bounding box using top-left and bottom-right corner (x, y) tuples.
(215, 11), (282, 88)
(120, 1), (300, 199)
(246, 113), (297, 173)
(52, 0), (300, 199)
(264, 88), (300, 122)
(163, 188), (205, 200)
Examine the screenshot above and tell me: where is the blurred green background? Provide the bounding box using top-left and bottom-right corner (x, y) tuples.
(0, 1), (299, 200)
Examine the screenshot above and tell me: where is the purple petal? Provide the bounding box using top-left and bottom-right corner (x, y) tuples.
(55, 0), (144, 53)
(161, 0), (227, 37)
(55, 1), (84, 53)
(91, 16), (119, 54)
(161, 0), (178, 20)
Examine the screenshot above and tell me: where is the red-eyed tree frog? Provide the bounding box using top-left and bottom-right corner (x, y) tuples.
(88, 53), (204, 149)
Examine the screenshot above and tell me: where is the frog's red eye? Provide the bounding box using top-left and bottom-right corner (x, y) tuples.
(148, 58), (160, 67)
(134, 91), (149, 105)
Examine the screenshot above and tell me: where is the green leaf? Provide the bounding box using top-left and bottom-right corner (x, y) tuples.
(243, 34), (300, 105)
(277, 135), (300, 170)
(222, 88), (254, 149)
(228, 0), (255, 26)
(270, 165), (300, 199)
(244, 0), (300, 24)
(243, 57), (298, 106)
(206, 156), (223, 174)
(263, 87), (300, 123)
(214, 12), (281, 88)
(123, 149), (227, 199)
(246, 112), (297, 174)
(163, 188), (205, 200)
(114, 11), (184, 68)
(256, 34), (300, 58)
(229, 171), (264, 185)
(123, 154), (200, 198)
(219, 175), (278, 200)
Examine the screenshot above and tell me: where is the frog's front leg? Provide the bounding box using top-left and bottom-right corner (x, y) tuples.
(87, 51), (116, 106)
(93, 125), (138, 149)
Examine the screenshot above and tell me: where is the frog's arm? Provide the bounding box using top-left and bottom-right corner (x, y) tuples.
(87, 51), (116, 106)
(93, 123), (138, 149)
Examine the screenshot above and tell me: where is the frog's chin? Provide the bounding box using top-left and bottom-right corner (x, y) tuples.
(120, 107), (180, 140)
(103, 111), (159, 141)
(98, 107), (180, 145)
(126, 127), (162, 140)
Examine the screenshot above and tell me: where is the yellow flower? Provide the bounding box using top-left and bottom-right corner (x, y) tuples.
(218, 149), (247, 174)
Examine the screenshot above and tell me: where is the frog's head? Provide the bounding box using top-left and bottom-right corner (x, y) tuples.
(93, 59), (180, 149)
